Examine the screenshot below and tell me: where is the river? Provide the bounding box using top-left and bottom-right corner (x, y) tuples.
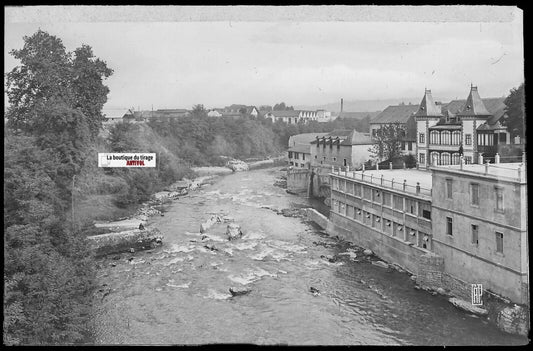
(91, 167), (527, 345)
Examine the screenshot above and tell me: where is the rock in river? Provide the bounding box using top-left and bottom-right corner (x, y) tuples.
(449, 297), (488, 316)
(229, 286), (251, 296)
(363, 249), (374, 256)
(226, 223), (243, 240)
(372, 260), (389, 269)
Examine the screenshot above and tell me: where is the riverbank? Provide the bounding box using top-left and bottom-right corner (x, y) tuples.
(305, 208), (530, 337)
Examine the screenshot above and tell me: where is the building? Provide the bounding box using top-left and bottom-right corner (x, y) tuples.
(265, 110), (301, 124)
(287, 132), (328, 168)
(370, 103), (418, 158)
(207, 109), (223, 117)
(310, 129), (374, 169)
(431, 162), (528, 304)
(416, 86), (510, 167)
(328, 158), (528, 305)
(265, 109), (330, 124)
(222, 105), (258, 117)
(144, 109), (191, 122)
(102, 108), (135, 124)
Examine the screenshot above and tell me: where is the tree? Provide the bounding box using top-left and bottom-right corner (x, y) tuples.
(5, 29), (113, 139)
(191, 104), (208, 118)
(369, 123), (406, 162)
(502, 83), (525, 139)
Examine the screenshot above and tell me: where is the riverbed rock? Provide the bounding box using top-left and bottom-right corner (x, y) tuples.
(436, 288), (446, 295)
(229, 286), (251, 296)
(496, 304), (529, 336)
(309, 287), (321, 296)
(226, 159), (249, 172)
(226, 223), (243, 240)
(87, 228), (163, 257)
(200, 215), (220, 234)
(372, 260), (389, 269)
(363, 249), (374, 256)
(449, 297), (488, 316)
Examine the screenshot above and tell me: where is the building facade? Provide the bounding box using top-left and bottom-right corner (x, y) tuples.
(431, 162), (528, 304)
(370, 104), (418, 159)
(328, 160), (528, 305)
(310, 129), (374, 169)
(416, 86), (510, 167)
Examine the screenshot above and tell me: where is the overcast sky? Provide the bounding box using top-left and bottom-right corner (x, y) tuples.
(4, 6), (523, 111)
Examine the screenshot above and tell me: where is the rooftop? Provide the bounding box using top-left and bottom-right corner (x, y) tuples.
(268, 110), (301, 118)
(431, 162), (525, 182)
(288, 132), (329, 147)
(371, 104), (419, 124)
(288, 144), (312, 154)
(332, 167), (433, 197)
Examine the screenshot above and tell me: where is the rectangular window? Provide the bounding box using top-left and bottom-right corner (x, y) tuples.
(471, 183), (479, 206)
(343, 158), (347, 167)
(408, 142), (413, 151)
(465, 134), (472, 145)
(363, 186), (372, 200)
(471, 224), (479, 245)
(302, 154), (306, 160)
(374, 189), (381, 203)
(288, 151), (293, 158)
(401, 141), (406, 150)
(495, 187), (504, 212)
(465, 156), (472, 164)
(294, 152), (299, 160)
(496, 232), (504, 253)
(446, 178), (453, 199)
(346, 205), (354, 218)
(419, 133), (425, 144)
(301, 164), (305, 168)
(446, 217), (453, 235)
(393, 195), (404, 211)
(354, 183), (361, 197)
(405, 198), (416, 215)
(419, 153), (425, 165)
(418, 201), (431, 220)
(383, 192), (391, 207)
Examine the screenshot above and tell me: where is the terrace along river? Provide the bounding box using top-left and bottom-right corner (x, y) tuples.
(91, 167), (527, 345)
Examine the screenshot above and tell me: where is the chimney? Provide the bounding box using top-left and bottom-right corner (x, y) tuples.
(341, 98), (344, 113)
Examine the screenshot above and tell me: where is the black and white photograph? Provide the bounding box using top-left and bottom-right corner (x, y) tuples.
(3, 5), (529, 345)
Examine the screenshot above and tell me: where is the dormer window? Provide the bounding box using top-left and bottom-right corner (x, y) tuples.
(466, 105), (471, 110)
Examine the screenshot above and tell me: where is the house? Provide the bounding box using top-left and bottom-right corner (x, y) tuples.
(370, 103), (418, 157)
(328, 158), (528, 305)
(207, 109), (223, 117)
(102, 108), (135, 124)
(310, 129), (374, 169)
(222, 105), (258, 117)
(287, 132), (328, 168)
(416, 86), (511, 167)
(265, 110), (301, 124)
(265, 109), (328, 124)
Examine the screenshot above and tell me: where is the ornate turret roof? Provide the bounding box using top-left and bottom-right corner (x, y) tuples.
(415, 89), (442, 118)
(459, 85), (491, 117)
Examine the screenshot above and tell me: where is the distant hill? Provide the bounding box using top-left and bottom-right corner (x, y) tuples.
(295, 98), (421, 113)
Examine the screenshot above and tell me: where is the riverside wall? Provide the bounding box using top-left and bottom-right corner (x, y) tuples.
(287, 167), (331, 198)
(305, 208), (530, 336)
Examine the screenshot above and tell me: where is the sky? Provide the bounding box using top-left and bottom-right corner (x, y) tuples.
(4, 6), (524, 111)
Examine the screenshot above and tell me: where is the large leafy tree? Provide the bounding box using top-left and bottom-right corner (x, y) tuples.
(5, 29), (113, 140)
(502, 83), (525, 139)
(369, 123), (406, 161)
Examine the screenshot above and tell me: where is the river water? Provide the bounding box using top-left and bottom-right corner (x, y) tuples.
(91, 167), (527, 345)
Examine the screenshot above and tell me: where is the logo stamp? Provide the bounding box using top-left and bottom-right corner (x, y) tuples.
(471, 284), (483, 305)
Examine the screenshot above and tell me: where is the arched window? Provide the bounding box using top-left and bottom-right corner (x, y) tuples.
(452, 153), (460, 165)
(452, 131), (461, 145)
(442, 131), (451, 145)
(430, 131), (439, 144)
(430, 152), (440, 165)
(441, 153), (450, 165)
